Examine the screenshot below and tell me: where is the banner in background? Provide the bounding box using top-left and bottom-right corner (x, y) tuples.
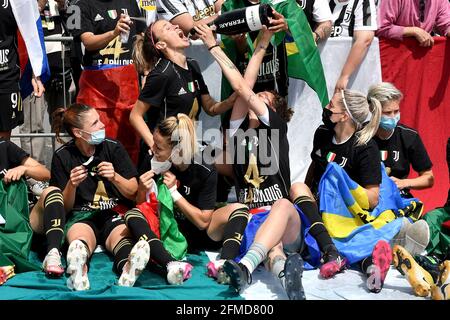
(380, 38), (450, 211)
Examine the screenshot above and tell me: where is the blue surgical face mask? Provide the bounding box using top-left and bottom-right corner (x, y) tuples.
(380, 113), (400, 131)
(80, 129), (105, 145)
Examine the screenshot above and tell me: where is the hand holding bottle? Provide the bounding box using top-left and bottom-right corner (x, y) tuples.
(268, 9), (288, 33)
(114, 14), (131, 38)
(194, 24), (218, 49)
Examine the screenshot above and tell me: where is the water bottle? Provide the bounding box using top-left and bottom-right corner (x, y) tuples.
(120, 10), (131, 44)
(190, 3), (274, 37)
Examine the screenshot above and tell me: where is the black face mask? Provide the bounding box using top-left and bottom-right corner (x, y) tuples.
(322, 108), (336, 130)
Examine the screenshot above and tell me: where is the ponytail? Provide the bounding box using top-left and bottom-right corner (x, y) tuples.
(356, 96), (381, 146)
(339, 89), (381, 146)
(132, 33), (150, 75)
(132, 21), (162, 75)
(156, 114), (198, 165)
(51, 103), (92, 144)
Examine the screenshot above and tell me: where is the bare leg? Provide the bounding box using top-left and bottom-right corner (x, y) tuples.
(207, 203), (248, 241)
(253, 199), (300, 250)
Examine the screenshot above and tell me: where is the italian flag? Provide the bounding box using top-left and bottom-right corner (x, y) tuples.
(326, 152), (336, 163)
(187, 82), (195, 93)
(380, 150), (388, 161)
(136, 178), (188, 260)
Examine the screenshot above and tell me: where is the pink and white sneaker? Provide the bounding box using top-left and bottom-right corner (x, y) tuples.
(320, 253), (348, 279)
(167, 261), (193, 285)
(366, 240), (392, 293)
(42, 248), (65, 278)
(206, 259), (230, 284)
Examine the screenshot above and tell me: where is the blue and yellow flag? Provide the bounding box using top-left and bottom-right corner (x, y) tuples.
(220, 0), (328, 107)
(319, 163), (422, 264)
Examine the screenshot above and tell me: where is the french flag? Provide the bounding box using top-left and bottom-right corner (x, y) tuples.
(11, 0), (50, 98)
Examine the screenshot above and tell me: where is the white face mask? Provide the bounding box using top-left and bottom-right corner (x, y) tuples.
(151, 157), (172, 174)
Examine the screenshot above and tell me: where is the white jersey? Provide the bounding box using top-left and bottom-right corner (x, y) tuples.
(137, 0), (158, 25)
(329, 0), (377, 37)
(157, 0), (217, 22)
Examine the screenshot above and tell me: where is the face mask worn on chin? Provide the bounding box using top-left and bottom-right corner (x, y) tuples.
(151, 157), (172, 174)
(322, 108), (337, 130)
(380, 113), (400, 131)
(80, 129), (106, 145)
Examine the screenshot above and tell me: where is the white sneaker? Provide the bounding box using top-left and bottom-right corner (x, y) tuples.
(404, 220), (430, 256)
(42, 248), (64, 277)
(66, 240), (90, 291)
(166, 261), (193, 285)
(392, 218), (412, 247)
(118, 240), (150, 287)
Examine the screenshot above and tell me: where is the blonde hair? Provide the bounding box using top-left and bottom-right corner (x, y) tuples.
(155, 114), (198, 165)
(367, 82), (403, 107)
(339, 89), (382, 146)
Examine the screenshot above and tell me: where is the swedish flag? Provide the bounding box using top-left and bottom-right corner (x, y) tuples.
(319, 163), (422, 264)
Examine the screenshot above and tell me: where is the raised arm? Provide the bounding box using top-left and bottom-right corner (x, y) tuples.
(194, 24), (272, 119)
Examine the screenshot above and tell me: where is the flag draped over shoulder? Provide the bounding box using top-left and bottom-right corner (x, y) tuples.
(11, 0), (50, 99)
(0, 180), (40, 279)
(220, 0), (328, 107)
(319, 162), (423, 264)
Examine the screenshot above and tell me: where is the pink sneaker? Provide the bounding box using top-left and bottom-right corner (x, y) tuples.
(207, 259), (230, 284)
(320, 253), (347, 279)
(366, 240), (392, 293)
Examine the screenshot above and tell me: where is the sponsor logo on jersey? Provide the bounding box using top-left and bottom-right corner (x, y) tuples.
(140, 0), (156, 11)
(330, 25), (343, 37)
(193, 4), (215, 22)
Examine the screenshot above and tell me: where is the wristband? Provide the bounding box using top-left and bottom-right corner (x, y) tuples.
(169, 185), (182, 202)
(208, 44), (220, 51)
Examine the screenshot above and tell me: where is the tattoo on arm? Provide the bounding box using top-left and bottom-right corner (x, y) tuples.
(211, 50), (237, 70)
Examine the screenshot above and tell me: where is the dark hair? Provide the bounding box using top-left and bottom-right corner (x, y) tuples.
(52, 103), (92, 144)
(269, 90), (294, 122)
(133, 21), (162, 74)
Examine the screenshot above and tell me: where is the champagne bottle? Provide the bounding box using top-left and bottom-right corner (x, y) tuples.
(190, 3), (274, 37)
